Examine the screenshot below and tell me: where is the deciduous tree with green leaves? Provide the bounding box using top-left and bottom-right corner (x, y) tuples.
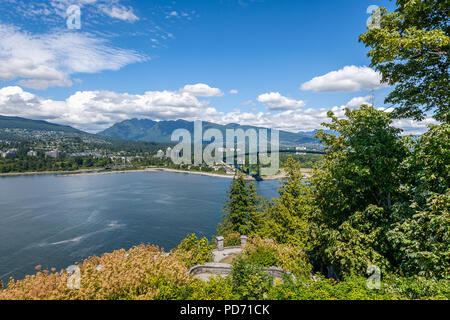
(359, 0), (449, 122)
(309, 106), (409, 277)
(388, 123), (450, 279)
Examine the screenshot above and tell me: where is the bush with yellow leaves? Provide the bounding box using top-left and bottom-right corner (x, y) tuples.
(0, 244), (194, 300)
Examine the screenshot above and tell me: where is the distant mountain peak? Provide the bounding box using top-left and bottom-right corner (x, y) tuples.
(99, 118), (321, 146)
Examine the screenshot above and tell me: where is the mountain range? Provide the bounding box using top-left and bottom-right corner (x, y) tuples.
(99, 119), (321, 146)
(0, 115), (323, 146)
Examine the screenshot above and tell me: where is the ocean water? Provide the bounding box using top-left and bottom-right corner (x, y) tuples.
(0, 171), (280, 282)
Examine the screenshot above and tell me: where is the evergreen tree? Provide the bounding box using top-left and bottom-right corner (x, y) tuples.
(218, 174), (261, 235)
(262, 157), (313, 248)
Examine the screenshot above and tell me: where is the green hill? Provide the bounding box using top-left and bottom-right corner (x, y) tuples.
(0, 115), (83, 134)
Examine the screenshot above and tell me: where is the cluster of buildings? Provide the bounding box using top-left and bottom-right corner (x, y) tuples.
(296, 146), (307, 155)
(155, 147), (173, 159)
(0, 149), (18, 158)
(109, 155), (139, 164)
(68, 152), (103, 158)
(154, 147), (235, 174)
(0, 149), (61, 159)
(217, 147), (242, 153)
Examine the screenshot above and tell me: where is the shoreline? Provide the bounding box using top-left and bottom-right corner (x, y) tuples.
(0, 167), (312, 180)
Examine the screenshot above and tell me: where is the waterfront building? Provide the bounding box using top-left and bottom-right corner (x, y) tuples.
(166, 147), (173, 158)
(45, 150), (60, 158)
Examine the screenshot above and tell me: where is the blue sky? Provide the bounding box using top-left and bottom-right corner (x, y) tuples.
(0, 0), (434, 133)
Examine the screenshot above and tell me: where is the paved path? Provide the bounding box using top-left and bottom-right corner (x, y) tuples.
(212, 247), (243, 263)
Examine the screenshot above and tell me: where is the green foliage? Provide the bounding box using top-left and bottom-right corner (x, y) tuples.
(385, 275), (450, 300)
(244, 246), (279, 268)
(242, 237), (312, 278)
(188, 277), (236, 300)
(318, 205), (392, 277)
(359, 0), (449, 122)
(231, 258), (273, 300)
(172, 234), (214, 268)
(218, 175), (262, 236)
(389, 192), (449, 279)
(224, 233), (241, 247)
(387, 124), (450, 279)
(309, 106), (449, 281)
(267, 275), (449, 300)
(280, 153), (323, 169)
(257, 157), (313, 248)
(309, 106), (408, 277)
(267, 276), (396, 300)
(312, 106), (407, 218)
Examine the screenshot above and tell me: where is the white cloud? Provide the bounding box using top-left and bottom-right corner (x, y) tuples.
(345, 96), (373, 108)
(0, 86), (218, 132)
(391, 117), (439, 136)
(242, 100), (256, 106)
(214, 96), (434, 136)
(0, 86), (435, 136)
(229, 89), (239, 94)
(167, 11), (178, 18)
(300, 66), (388, 93)
(182, 83), (224, 97)
(100, 5), (139, 22)
(47, 0), (139, 22)
(0, 24), (146, 89)
(257, 92), (306, 111)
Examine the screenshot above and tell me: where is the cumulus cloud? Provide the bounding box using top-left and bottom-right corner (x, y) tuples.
(216, 96), (434, 135)
(0, 86), (217, 132)
(345, 96), (373, 108)
(391, 117), (439, 136)
(0, 24), (146, 90)
(100, 5), (139, 22)
(182, 83), (224, 97)
(229, 89), (239, 94)
(257, 92), (306, 111)
(0, 86), (435, 136)
(300, 66), (388, 93)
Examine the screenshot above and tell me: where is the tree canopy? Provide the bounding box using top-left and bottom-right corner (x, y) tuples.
(359, 0), (449, 122)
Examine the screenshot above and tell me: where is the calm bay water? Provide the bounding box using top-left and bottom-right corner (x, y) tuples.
(0, 171), (280, 282)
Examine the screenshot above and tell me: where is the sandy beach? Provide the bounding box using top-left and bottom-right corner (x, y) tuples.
(0, 167), (312, 180)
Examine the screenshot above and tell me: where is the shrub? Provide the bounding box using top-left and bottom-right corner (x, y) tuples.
(0, 245), (195, 300)
(267, 275), (397, 300)
(188, 277), (235, 300)
(172, 234), (214, 268)
(231, 258), (273, 300)
(224, 233), (241, 247)
(245, 245), (279, 268)
(384, 275), (450, 300)
(243, 237), (312, 278)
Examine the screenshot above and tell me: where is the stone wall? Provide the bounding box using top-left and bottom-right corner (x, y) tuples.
(188, 263), (290, 279)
